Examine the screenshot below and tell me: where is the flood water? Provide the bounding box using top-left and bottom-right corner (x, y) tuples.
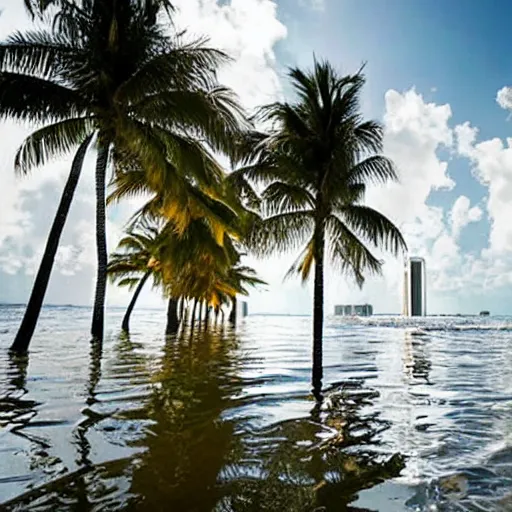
(1, 305), (512, 511)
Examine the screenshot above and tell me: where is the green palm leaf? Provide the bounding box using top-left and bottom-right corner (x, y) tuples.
(348, 155), (397, 186)
(116, 41), (230, 103)
(0, 30), (79, 79)
(0, 72), (83, 123)
(326, 214), (382, 287)
(15, 117), (95, 174)
(262, 181), (315, 215)
(248, 210), (314, 257)
(337, 205), (407, 255)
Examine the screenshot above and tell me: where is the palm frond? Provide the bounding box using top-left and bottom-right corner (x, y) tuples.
(248, 210), (314, 257)
(15, 117), (95, 174)
(348, 155), (397, 186)
(261, 181), (315, 216)
(224, 170), (261, 212)
(116, 277), (142, 290)
(0, 72), (83, 123)
(285, 238), (315, 282)
(338, 205), (407, 255)
(353, 120), (384, 155)
(0, 30), (79, 79)
(326, 214), (382, 287)
(116, 40), (230, 103)
(107, 169), (154, 205)
(134, 86), (248, 156)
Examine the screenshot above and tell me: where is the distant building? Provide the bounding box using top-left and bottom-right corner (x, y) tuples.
(479, 310), (490, 317)
(403, 257), (427, 317)
(334, 304), (373, 316)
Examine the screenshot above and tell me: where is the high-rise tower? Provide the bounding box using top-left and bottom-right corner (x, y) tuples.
(403, 257), (426, 317)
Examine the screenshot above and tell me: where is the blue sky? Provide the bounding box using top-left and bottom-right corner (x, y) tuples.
(1, 0), (512, 316)
(270, 0), (512, 315)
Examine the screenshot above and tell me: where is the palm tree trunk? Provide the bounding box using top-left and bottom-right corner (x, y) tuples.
(228, 295), (237, 325)
(10, 136), (92, 353)
(191, 298), (198, 326)
(214, 306), (219, 327)
(166, 297), (179, 335)
(205, 305), (211, 329)
(198, 300), (203, 324)
(91, 144), (109, 341)
(312, 225), (325, 400)
(121, 271), (150, 332)
(220, 308), (225, 324)
(179, 296), (185, 324)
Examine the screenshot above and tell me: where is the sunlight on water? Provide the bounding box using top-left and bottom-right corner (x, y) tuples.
(1, 306), (512, 510)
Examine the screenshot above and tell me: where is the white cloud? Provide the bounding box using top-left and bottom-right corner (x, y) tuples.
(455, 122), (512, 253)
(172, 0), (287, 110)
(3, 0), (512, 317)
(0, 0), (289, 310)
(496, 86), (512, 111)
(325, 88), (503, 315)
(450, 195), (482, 239)
(324, 89), (458, 313)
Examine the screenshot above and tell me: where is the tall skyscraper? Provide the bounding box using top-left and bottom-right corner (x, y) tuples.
(403, 257), (427, 316)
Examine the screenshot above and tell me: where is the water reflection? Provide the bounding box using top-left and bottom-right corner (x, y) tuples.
(216, 385), (405, 511)
(127, 330), (245, 510)
(73, 341), (103, 467)
(1, 353), (34, 427)
(3, 326), (404, 511)
(126, 331), (404, 511)
(403, 332), (432, 385)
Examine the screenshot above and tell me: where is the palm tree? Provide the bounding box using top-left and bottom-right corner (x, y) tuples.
(107, 220), (165, 332)
(237, 60), (406, 397)
(5, 0), (247, 351)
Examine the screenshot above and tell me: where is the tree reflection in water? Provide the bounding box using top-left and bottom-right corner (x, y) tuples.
(3, 329), (404, 511)
(127, 331), (404, 511)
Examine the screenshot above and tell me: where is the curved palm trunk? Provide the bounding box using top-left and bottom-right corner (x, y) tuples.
(121, 271), (151, 332)
(165, 297), (179, 335)
(228, 295), (237, 325)
(220, 308), (225, 324)
(214, 306), (219, 326)
(91, 144), (109, 341)
(312, 225), (325, 401)
(11, 136), (92, 353)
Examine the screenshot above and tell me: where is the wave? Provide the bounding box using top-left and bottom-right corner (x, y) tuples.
(330, 315), (512, 333)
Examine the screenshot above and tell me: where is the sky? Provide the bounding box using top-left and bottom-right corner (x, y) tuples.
(2, 0), (512, 316)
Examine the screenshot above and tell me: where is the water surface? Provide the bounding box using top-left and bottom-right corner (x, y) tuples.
(1, 305), (512, 510)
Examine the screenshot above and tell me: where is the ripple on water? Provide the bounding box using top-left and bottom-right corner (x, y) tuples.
(1, 310), (512, 510)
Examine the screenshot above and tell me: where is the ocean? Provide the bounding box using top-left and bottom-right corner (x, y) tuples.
(1, 304), (512, 511)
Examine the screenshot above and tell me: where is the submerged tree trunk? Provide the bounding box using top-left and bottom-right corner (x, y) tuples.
(205, 304), (211, 329)
(198, 300), (203, 325)
(165, 297), (179, 335)
(121, 271), (150, 332)
(179, 297), (185, 324)
(312, 224), (325, 400)
(91, 144), (109, 341)
(228, 295), (237, 325)
(191, 298), (198, 327)
(11, 136), (93, 353)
